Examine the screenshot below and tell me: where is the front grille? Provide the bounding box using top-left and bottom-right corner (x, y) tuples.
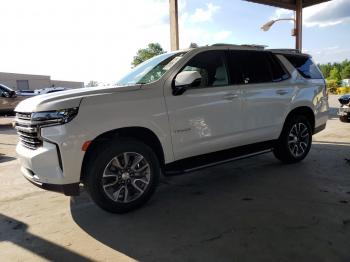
(15, 112), (42, 150)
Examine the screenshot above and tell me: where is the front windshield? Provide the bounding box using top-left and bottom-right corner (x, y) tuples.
(117, 51), (187, 86)
(0, 84), (13, 92)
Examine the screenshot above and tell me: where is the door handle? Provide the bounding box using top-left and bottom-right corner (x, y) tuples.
(224, 94), (238, 100)
(276, 89), (288, 95)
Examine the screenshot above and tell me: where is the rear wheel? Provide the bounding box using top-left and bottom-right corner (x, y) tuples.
(85, 139), (160, 213)
(273, 115), (312, 164)
(339, 115), (349, 123)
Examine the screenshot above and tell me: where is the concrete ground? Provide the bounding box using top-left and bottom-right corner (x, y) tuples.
(0, 95), (349, 262)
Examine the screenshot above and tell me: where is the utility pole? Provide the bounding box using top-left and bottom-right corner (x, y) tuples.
(169, 0), (179, 51)
(295, 0), (302, 51)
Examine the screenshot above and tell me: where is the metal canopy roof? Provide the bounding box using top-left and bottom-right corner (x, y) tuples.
(245, 0), (330, 10)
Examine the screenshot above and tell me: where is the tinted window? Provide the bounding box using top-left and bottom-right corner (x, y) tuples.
(268, 54), (290, 82)
(0, 84), (11, 92)
(229, 51), (272, 84)
(180, 50), (228, 88)
(283, 54), (323, 79)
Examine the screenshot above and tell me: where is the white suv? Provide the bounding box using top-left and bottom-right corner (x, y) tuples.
(14, 45), (329, 213)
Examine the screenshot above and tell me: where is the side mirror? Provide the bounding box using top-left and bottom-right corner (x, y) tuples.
(173, 71), (202, 96)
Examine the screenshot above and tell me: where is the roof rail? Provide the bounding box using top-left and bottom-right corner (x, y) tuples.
(268, 48), (301, 54)
(240, 44), (267, 50)
(211, 43), (267, 50)
(211, 43), (241, 47)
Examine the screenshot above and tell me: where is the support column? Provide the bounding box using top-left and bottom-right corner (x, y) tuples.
(295, 0), (302, 51)
(169, 0), (179, 51)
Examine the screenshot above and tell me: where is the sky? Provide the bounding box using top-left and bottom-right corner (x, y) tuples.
(0, 0), (349, 84)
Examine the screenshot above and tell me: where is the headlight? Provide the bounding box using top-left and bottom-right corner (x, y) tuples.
(31, 107), (79, 126)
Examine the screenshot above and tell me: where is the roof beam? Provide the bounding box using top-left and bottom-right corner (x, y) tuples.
(245, 0), (296, 10)
(245, 0), (330, 10)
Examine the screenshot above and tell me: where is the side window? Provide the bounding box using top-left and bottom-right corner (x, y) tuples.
(230, 51), (273, 84)
(244, 52), (273, 84)
(179, 50), (228, 88)
(228, 51), (244, 85)
(283, 54), (323, 79)
(0, 85), (7, 96)
(268, 54), (290, 82)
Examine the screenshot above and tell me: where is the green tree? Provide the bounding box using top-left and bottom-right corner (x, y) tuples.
(328, 67), (341, 83)
(132, 43), (165, 67)
(340, 65), (350, 80)
(318, 63), (332, 79)
(189, 42), (199, 48)
(326, 79), (338, 94)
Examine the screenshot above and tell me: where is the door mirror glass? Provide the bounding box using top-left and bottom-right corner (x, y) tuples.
(175, 71), (202, 87)
(173, 71), (202, 96)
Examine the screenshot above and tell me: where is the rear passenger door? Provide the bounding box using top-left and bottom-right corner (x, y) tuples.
(230, 50), (294, 144)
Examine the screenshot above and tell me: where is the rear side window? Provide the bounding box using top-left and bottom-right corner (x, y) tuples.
(283, 54), (323, 79)
(268, 54), (290, 82)
(237, 51), (272, 84)
(228, 51), (289, 85)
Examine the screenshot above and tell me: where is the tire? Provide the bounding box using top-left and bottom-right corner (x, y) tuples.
(85, 138), (160, 213)
(339, 115), (349, 123)
(273, 115), (312, 164)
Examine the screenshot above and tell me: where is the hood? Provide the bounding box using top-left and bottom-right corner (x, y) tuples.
(15, 85), (141, 113)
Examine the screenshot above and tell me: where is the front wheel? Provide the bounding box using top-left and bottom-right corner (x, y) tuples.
(273, 115), (312, 164)
(85, 139), (160, 213)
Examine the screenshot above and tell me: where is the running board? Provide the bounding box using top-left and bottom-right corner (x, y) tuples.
(165, 140), (275, 176)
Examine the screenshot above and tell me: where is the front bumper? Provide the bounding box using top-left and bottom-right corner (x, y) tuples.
(22, 167), (80, 196)
(16, 140), (81, 196)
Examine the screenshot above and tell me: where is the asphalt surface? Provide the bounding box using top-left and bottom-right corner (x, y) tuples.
(0, 95), (349, 262)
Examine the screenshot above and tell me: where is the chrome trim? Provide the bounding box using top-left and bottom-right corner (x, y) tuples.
(15, 112), (43, 150)
(15, 125), (38, 133)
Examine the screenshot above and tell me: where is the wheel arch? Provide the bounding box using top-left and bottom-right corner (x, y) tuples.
(283, 106), (315, 134)
(80, 126), (166, 182)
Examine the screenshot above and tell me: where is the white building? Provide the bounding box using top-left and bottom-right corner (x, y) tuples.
(341, 79), (350, 87)
(0, 72), (84, 91)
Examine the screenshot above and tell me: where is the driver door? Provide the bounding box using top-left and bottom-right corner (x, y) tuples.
(164, 50), (243, 161)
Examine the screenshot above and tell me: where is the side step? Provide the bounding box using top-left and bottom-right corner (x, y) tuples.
(165, 140), (275, 176)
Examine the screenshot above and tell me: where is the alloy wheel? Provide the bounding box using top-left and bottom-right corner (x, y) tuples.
(102, 152), (151, 203)
(287, 122), (310, 158)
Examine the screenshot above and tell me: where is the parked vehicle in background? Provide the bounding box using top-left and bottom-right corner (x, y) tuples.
(1, 85), (71, 115)
(17, 87), (70, 96)
(35, 87), (71, 95)
(0, 84), (27, 114)
(1, 85), (71, 114)
(338, 94), (350, 122)
(14, 44), (329, 213)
